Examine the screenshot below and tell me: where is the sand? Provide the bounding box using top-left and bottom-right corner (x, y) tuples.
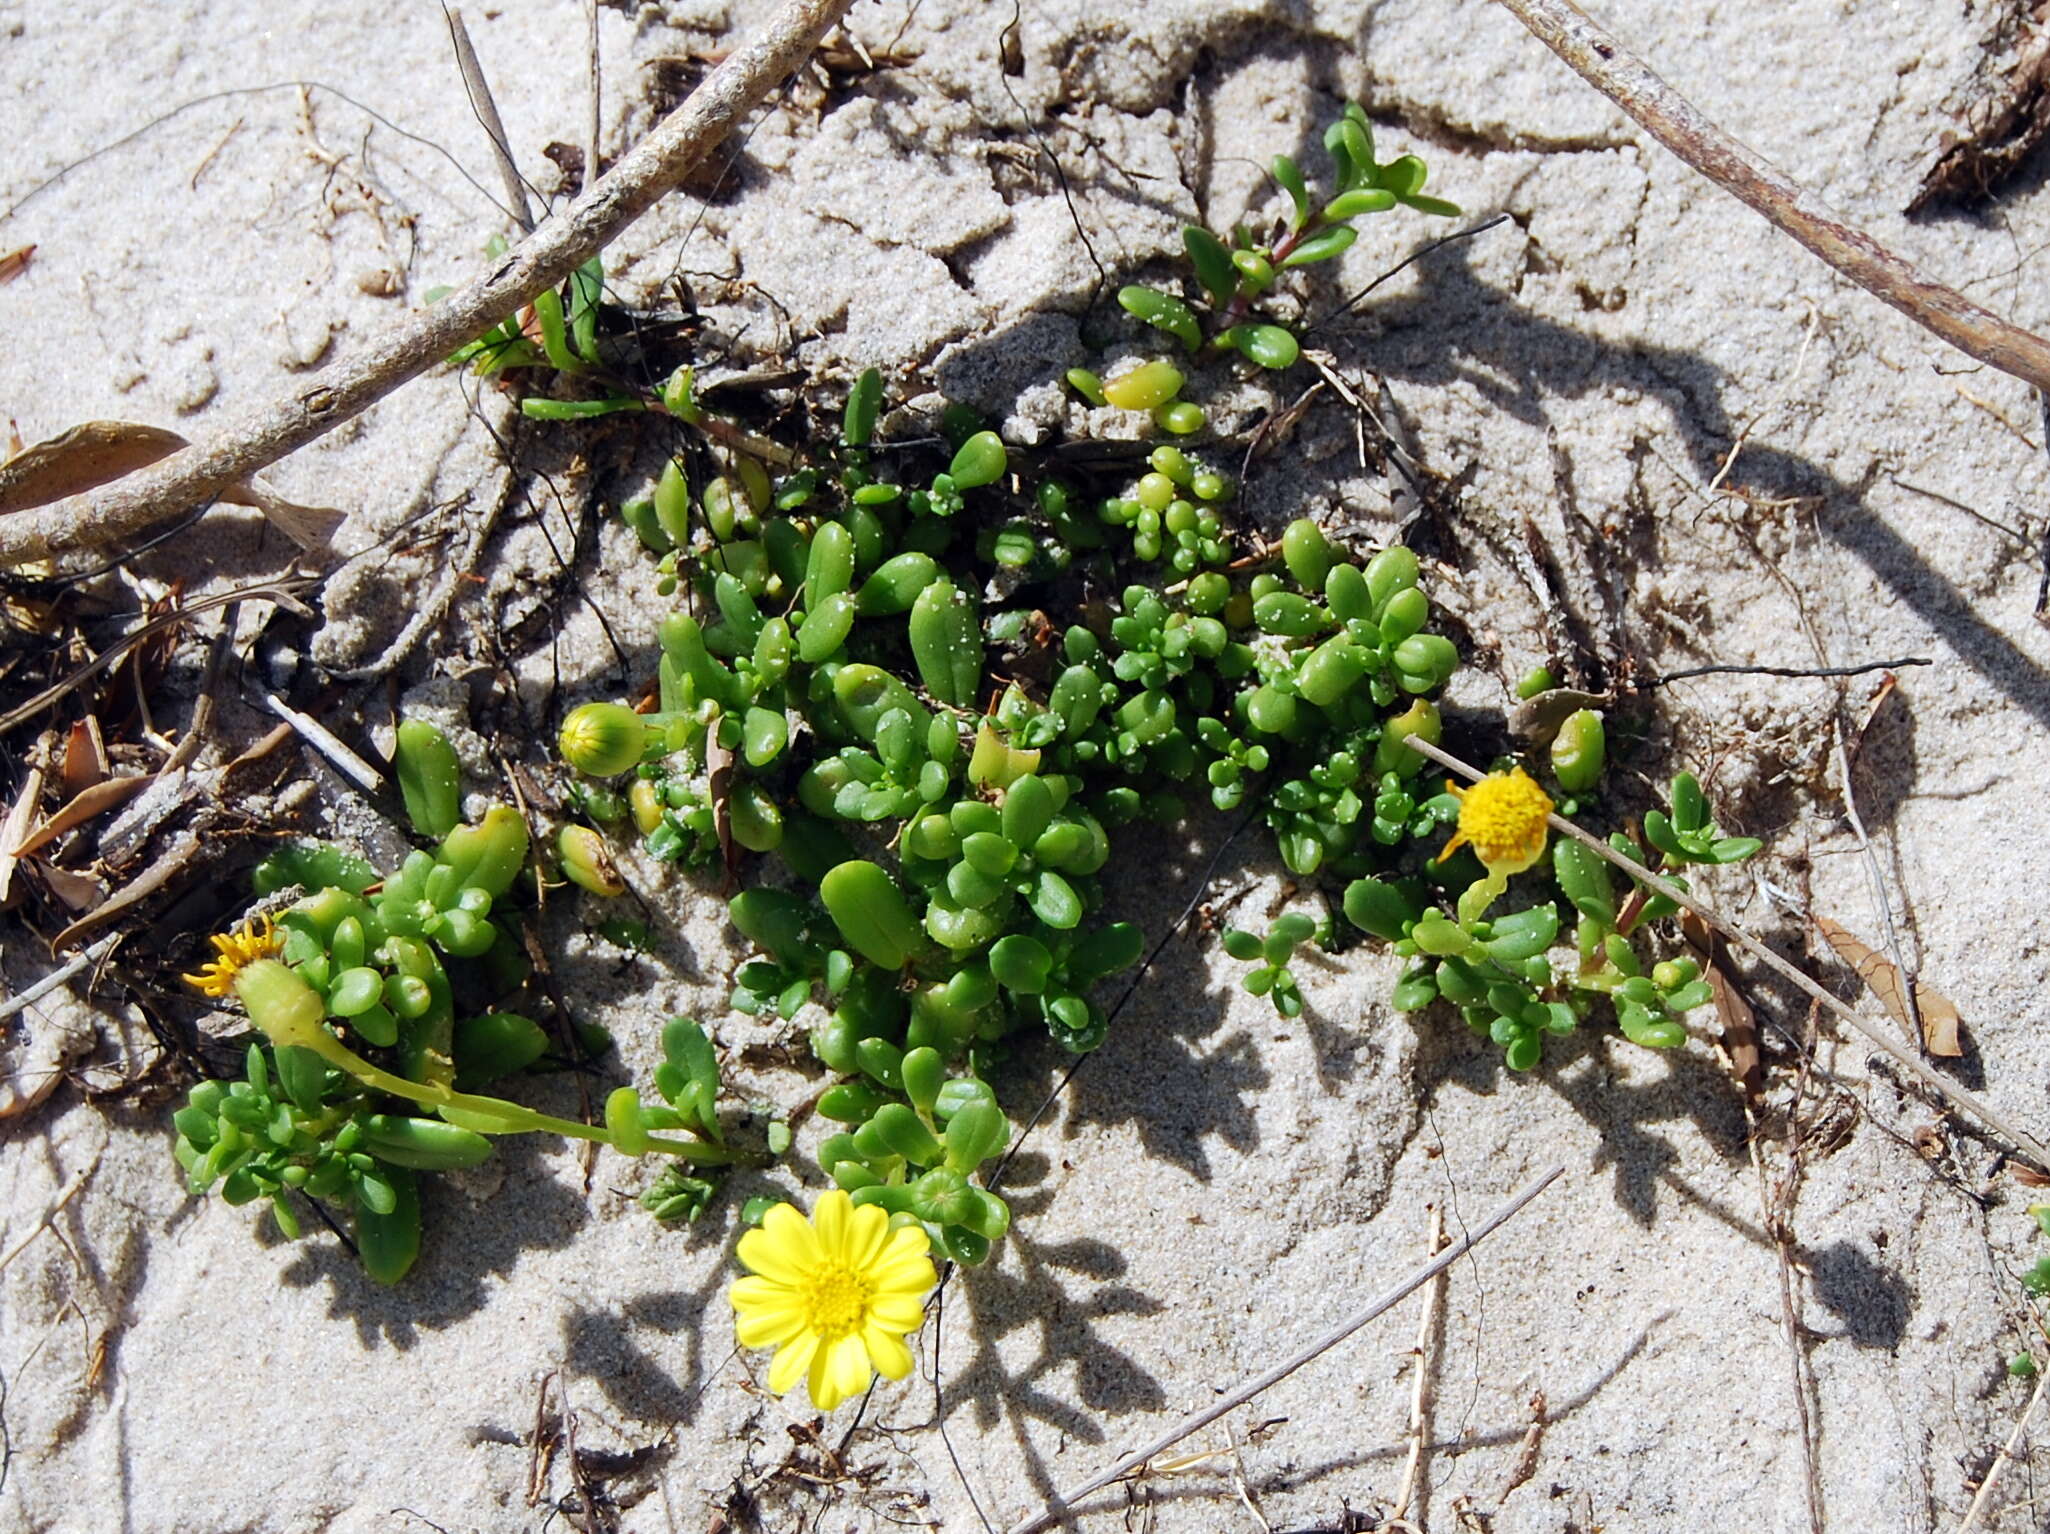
(4, 0), (2050, 1529)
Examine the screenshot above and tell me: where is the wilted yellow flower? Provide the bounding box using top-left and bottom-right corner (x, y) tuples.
(731, 1190), (935, 1411)
(1437, 767), (1553, 878)
(182, 913), (282, 998)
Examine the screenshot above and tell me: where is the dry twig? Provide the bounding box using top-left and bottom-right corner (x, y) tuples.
(447, 7), (535, 234)
(1958, 1367), (2048, 1533)
(1390, 1206), (1447, 1524)
(1493, 0), (2050, 395)
(0, 0), (856, 567)
(1003, 1163), (1566, 1534)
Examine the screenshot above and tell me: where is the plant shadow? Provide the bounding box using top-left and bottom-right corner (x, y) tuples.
(275, 1131), (589, 1348)
(924, 1150), (1170, 1510)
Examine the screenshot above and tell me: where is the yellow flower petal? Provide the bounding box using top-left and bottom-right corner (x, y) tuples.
(811, 1188), (854, 1258)
(810, 1333), (873, 1411)
(738, 1203), (821, 1283)
(844, 1199), (890, 1269)
(728, 1192), (941, 1412)
(768, 1333), (818, 1396)
(865, 1292), (927, 1332)
(863, 1324), (915, 1381)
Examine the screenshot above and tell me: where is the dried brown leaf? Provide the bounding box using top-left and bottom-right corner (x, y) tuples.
(1909, 4), (2050, 213)
(1508, 687), (1614, 747)
(1684, 911), (1761, 1105)
(0, 245), (34, 285)
(0, 421), (190, 510)
(1815, 913), (1963, 1057)
(1847, 672), (1900, 766)
(10, 774), (155, 860)
(60, 718), (107, 800)
(0, 763), (46, 907)
(0, 420), (345, 549)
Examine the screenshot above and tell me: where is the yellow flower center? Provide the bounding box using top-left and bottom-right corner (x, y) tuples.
(1450, 768), (1553, 874)
(798, 1263), (873, 1340)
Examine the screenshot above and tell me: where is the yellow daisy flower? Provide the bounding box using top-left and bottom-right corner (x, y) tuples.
(731, 1190), (936, 1411)
(1437, 767), (1554, 878)
(182, 913), (283, 998)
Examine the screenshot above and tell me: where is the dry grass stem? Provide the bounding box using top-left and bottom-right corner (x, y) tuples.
(1003, 1163), (1566, 1534)
(1493, 0), (2050, 395)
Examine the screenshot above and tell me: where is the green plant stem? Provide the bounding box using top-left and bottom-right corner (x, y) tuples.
(1405, 735), (2050, 1173)
(295, 1023), (735, 1164)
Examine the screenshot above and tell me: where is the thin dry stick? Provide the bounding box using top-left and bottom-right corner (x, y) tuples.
(1958, 1367), (2048, 1533)
(1749, 1018), (1824, 1534)
(0, 1155), (99, 1277)
(1390, 1205), (1448, 1523)
(447, 7), (534, 233)
(0, 0), (855, 568)
(1492, 0), (2050, 396)
(1406, 736), (2050, 1171)
(0, 934), (120, 1026)
(585, 0), (603, 193)
(259, 692), (382, 793)
(1003, 1163), (1566, 1534)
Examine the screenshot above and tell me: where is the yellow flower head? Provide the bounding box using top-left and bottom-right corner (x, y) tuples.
(182, 913), (283, 998)
(1437, 767), (1554, 878)
(731, 1190), (935, 1411)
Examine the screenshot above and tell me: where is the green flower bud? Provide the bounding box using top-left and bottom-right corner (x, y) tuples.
(234, 960), (334, 1055)
(1550, 708), (1606, 793)
(558, 825), (624, 897)
(559, 702), (651, 778)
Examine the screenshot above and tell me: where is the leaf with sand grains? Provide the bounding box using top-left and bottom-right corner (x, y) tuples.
(1815, 914), (1962, 1057)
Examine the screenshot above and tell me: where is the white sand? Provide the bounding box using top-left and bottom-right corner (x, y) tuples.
(4, 1), (2050, 1529)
